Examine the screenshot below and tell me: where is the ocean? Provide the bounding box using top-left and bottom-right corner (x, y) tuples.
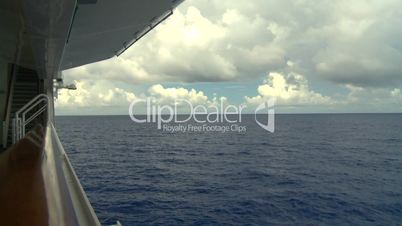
(56, 114), (402, 225)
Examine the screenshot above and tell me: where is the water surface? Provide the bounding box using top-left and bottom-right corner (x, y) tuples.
(56, 114), (402, 225)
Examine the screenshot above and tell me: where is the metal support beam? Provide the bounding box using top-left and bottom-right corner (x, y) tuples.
(0, 62), (11, 149)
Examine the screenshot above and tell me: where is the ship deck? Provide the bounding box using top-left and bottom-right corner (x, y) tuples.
(0, 137), (49, 226)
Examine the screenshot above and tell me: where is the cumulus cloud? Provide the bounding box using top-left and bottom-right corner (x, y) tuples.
(63, 3), (287, 84)
(344, 85), (402, 110)
(56, 81), (229, 111)
(63, 0), (402, 88)
(245, 72), (334, 106)
(58, 0), (402, 114)
(56, 80), (138, 107)
(56, 77), (402, 114)
(147, 84), (209, 106)
(309, 1), (402, 87)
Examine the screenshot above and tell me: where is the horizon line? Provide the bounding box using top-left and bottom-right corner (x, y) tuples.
(55, 112), (402, 116)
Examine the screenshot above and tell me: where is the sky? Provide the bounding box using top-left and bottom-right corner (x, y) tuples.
(56, 0), (402, 115)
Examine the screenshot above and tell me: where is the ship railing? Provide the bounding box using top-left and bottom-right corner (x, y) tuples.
(12, 94), (49, 144)
(45, 122), (102, 226)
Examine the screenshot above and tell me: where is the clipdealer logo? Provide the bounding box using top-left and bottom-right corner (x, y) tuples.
(128, 98), (275, 133)
(255, 98), (275, 133)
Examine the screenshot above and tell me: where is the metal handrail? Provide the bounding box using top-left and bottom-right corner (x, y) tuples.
(12, 94), (49, 144)
(25, 104), (47, 125)
(15, 94), (48, 117)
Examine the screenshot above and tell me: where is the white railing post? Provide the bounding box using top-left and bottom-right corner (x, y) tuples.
(12, 118), (16, 144)
(22, 114), (26, 138)
(11, 94), (49, 144)
(18, 118), (23, 141)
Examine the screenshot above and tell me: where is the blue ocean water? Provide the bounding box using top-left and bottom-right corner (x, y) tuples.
(56, 114), (402, 226)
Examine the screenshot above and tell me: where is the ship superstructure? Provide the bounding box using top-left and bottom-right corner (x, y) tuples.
(0, 1), (183, 225)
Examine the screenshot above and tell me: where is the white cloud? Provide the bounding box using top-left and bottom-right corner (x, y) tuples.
(345, 85), (402, 107)
(63, 0), (402, 88)
(56, 80), (138, 108)
(63, 4), (286, 84)
(56, 81), (228, 111)
(245, 72), (334, 106)
(58, 0), (402, 114)
(148, 84), (209, 105)
(56, 76), (402, 114)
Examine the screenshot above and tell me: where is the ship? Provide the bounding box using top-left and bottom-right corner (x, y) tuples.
(0, 1), (184, 225)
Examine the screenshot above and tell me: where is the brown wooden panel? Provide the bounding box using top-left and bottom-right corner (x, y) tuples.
(0, 137), (49, 226)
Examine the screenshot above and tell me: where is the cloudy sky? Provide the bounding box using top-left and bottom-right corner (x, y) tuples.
(56, 0), (402, 115)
